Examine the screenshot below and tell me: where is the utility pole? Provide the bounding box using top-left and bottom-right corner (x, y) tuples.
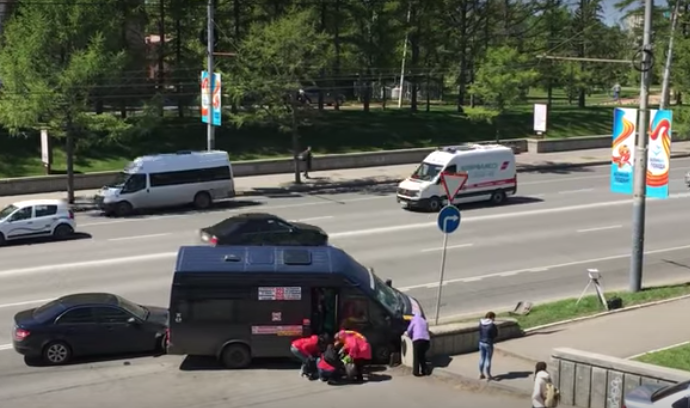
(397, 0), (412, 109)
(660, 0), (681, 110)
(630, 0), (654, 292)
(206, 0), (215, 151)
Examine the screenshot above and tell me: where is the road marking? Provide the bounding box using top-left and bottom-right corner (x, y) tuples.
(0, 298), (55, 309)
(0, 344), (12, 351)
(108, 233), (172, 242)
(294, 216), (335, 222)
(397, 243), (690, 291)
(0, 252), (177, 278)
(577, 225), (622, 233)
(420, 243), (474, 253)
(79, 196), (384, 227)
(558, 188), (594, 194)
(627, 341), (690, 360)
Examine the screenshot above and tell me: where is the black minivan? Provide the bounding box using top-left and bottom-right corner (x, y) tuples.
(167, 245), (424, 369)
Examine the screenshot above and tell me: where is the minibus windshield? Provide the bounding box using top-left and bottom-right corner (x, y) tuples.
(108, 172), (131, 188)
(411, 162), (443, 182)
(368, 269), (402, 315)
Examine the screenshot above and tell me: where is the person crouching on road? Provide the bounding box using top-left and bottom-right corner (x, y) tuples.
(478, 311), (498, 380)
(317, 340), (345, 383)
(291, 334), (327, 378)
(406, 311), (431, 376)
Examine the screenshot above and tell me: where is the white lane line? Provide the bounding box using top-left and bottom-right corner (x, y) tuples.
(397, 243), (690, 291)
(0, 298), (54, 309)
(558, 188), (594, 194)
(627, 341), (690, 360)
(79, 196), (383, 227)
(0, 344), (12, 351)
(0, 252), (177, 278)
(577, 225), (622, 233)
(420, 243), (474, 253)
(294, 216), (335, 222)
(108, 233), (172, 242)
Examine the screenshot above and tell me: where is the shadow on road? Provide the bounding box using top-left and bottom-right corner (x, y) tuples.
(1, 232), (93, 248)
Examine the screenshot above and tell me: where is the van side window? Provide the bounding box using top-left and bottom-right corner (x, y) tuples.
(149, 166), (231, 187)
(188, 299), (238, 322)
(445, 164), (457, 173)
(339, 289), (370, 329)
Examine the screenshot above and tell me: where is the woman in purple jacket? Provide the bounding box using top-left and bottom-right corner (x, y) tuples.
(406, 312), (431, 376)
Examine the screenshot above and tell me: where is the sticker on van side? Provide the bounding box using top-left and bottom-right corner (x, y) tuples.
(460, 161), (510, 179)
(252, 325), (303, 336)
(258, 287), (302, 300)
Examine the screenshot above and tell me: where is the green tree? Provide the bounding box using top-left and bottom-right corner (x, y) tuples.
(469, 45), (538, 141)
(227, 9), (329, 183)
(0, 0), (126, 202)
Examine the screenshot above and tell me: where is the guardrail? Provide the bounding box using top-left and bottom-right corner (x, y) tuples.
(0, 135), (616, 197)
(400, 319), (523, 367)
(550, 348), (687, 408)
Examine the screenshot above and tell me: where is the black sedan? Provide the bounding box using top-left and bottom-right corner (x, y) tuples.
(199, 213), (329, 246)
(12, 293), (168, 365)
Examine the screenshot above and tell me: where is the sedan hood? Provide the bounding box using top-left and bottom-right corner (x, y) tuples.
(292, 222), (328, 237)
(144, 305), (169, 326)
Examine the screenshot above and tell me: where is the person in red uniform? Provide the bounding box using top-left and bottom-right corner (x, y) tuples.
(291, 334), (328, 377)
(317, 340), (345, 383)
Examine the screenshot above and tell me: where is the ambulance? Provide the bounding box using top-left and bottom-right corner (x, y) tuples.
(396, 144), (517, 211)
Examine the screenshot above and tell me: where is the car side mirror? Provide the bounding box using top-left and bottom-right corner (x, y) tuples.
(127, 317), (138, 325)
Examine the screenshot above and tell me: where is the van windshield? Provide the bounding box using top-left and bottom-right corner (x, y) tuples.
(108, 172), (131, 188)
(411, 162), (443, 182)
(368, 269), (402, 315)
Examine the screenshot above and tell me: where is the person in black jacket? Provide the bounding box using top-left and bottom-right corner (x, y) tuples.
(478, 311), (498, 380)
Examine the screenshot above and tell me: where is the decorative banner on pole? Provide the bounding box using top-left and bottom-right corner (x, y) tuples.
(533, 104), (547, 134)
(200, 71), (222, 126)
(646, 109), (672, 199)
(610, 108), (637, 195)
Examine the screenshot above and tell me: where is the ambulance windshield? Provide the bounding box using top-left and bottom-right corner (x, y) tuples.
(411, 162), (443, 182)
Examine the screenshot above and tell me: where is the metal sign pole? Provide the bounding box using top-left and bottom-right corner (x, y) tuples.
(433, 221), (450, 326)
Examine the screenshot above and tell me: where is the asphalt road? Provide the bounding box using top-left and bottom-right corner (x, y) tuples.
(2, 159), (689, 405)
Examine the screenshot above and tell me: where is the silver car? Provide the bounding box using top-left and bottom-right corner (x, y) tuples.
(685, 171), (690, 187)
(625, 379), (690, 407)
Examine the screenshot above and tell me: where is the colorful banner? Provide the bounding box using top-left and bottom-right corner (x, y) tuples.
(646, 110), (672, 199)
(611, 108), (637, 195)
(200, 71), (222, 126)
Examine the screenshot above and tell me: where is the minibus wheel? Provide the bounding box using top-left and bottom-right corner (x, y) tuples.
(490, 190), (507, 205)
(193, 192), (212, 210)
(427, 197), (442, 212)
(220, 343), (251, 369)
(115, 201), (133, 217)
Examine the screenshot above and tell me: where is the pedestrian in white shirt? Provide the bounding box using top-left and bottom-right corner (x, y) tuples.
(532, 361), (550, 408)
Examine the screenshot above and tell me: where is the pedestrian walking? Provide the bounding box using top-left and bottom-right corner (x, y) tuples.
(532, 361), (560, 408)
(405, 311), (431, 376)
(478, 311), (498, 380)
(299, 146), (313, 179)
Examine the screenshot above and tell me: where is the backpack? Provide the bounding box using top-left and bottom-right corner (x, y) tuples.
(545, 382), (560, 408)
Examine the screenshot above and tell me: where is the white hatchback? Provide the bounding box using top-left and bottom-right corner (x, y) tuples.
(0, 199), (76, 245)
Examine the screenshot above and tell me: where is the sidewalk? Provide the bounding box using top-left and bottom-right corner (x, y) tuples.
(433, 297), (690, 396)
(2, 142), (690, 208)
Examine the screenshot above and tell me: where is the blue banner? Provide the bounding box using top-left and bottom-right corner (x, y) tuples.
(646, 110), (672, 199)
(610, 108), (637, 195)
(200, 71), (222, 126)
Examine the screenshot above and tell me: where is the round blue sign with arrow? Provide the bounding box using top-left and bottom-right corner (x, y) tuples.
(437, 205), (461, 234)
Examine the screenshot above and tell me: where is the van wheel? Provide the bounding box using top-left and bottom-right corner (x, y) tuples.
(220, 343), (251, 369)
(115, 201), (133, 217)
(53, 224), (74, 239)
(490, 190), (507, 205)
(375, 344), (392, 365)
(428, 196), (442, 212)
(193, 192), (212, 210)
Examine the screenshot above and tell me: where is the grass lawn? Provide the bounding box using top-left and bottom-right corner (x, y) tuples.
(501, 283), (690, 330)
(635, 343), (690, 371)
(0, 103), (616, 178)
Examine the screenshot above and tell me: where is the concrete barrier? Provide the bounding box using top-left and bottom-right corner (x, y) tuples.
(527, 135), (610, 153)
(550, 348), (689, 408)
(400, 319), (523, 367)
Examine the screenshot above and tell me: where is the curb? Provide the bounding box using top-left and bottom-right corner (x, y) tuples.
(393, 364), (531, 398)
(522, 293), (690, 334)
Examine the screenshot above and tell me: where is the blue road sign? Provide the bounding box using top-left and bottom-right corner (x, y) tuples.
(437, 205), (461, 234)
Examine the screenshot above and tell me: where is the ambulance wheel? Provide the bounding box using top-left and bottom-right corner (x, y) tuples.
(220, 343), (251, 369)
(428, 197), (442, 212)
(490, 190), (507, 205)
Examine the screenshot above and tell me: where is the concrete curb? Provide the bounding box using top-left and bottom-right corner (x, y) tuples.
(522, 293), (690, 334)
(393, 364), (531, 398)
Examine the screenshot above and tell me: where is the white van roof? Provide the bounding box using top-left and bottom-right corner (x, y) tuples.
(423, 144), (513, 166)
(125, 150), (230, 174)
